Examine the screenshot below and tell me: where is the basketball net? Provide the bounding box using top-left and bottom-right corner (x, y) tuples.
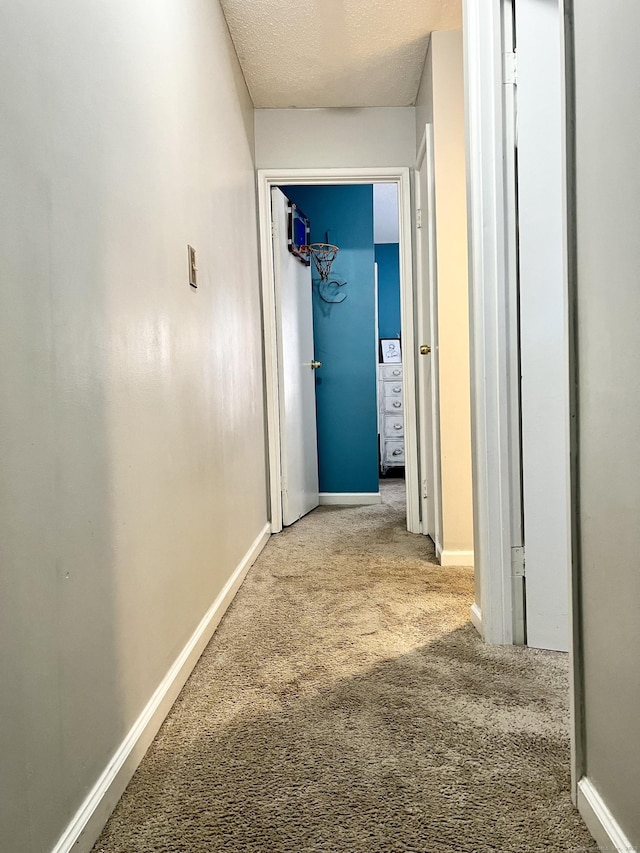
(302, 243), (339, 281)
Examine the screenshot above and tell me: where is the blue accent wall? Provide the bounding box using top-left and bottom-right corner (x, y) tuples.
(375, 243), (401, 340)
(285, 185), (378, 495)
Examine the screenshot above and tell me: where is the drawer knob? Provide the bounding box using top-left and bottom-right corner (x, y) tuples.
(393, 401), (401, 408)
(393, 385), (402, 393)
(392, 448), (403, 456)
(393, 369), (401, 376)
(393, 423), (402, 430)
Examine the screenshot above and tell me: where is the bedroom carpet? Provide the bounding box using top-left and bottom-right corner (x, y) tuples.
(93, 480), (593, 853)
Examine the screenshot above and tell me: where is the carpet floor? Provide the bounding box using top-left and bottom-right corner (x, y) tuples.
(93, 480), (593, 853)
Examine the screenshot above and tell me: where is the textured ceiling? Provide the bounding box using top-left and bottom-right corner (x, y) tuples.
(219, 0), (462, 108)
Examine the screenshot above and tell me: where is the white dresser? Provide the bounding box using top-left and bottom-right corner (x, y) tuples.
(378, 363), (404, 473)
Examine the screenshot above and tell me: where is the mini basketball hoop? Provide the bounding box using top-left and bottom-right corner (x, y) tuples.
(301, 243), (339, 281)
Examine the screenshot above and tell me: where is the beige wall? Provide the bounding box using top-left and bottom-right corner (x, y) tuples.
(415, 31), (474, 558)
(0, 2), (267, 851)
(573, 0), (640, 846)
(255, 107), (417, 168)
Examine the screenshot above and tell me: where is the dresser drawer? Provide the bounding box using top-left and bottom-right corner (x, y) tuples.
(384, 415), (404, 438)
(383, 396), (404, 415)
(380, 364), (403, 381)
(383, 440), (405, 464)
(378, 361), (404, 473)
(383, 379), (403, 398)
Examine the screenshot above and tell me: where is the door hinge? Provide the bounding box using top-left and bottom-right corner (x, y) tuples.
(503, 51), (517, 85)
(416, 208), (422, 229)
(422, 478), (428, 499)
(511, 545), (525, 578)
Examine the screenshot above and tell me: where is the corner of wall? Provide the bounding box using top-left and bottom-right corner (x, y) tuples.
(414, 39), (434, 150)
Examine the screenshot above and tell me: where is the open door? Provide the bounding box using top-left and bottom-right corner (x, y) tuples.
(515, 0), (569, 651)
(415, 126), (443, 554)
(271, 188), (320, 526)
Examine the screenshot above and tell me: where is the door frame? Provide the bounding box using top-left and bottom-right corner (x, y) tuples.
(462, 0), (523, 646)
(560, 0), (584, 806)
(257, 167), (420, 534)
(463, 0), (580, 802)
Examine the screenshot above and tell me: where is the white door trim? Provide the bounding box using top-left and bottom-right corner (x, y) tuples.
(257, 167), (420, 534)
(462, 0), (520, 644)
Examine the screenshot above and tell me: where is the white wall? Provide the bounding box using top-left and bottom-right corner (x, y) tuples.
(373, 183), (399, 243)
(255, 107), (417, 168)
(0, 2), (267, 851)
(415, 32), (474, 562)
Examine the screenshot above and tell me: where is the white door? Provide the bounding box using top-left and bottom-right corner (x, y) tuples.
(415, 126), (443, 553)
(271, 188), (320, 526)
(515, 0), (569, 651)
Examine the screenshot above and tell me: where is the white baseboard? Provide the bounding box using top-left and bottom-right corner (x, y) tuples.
(577, 777), (637, 853)
(51, 522), (271, 853)
(440, 549), (475, 567)
(470, 602), (483, 637)
(319, 492), (382, 505)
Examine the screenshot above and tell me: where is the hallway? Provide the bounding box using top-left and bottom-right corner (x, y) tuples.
(93, 482), (591, 852)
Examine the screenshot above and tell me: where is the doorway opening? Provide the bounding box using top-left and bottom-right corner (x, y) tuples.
(258, 168), (427, 539)
(280, 182), (406, 509)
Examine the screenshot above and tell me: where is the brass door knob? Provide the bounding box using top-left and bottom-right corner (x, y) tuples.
(310, 360), (322, 369)
(420, 344), (431, 355)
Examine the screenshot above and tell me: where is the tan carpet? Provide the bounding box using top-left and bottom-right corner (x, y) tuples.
(93, 480), (593, 853)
